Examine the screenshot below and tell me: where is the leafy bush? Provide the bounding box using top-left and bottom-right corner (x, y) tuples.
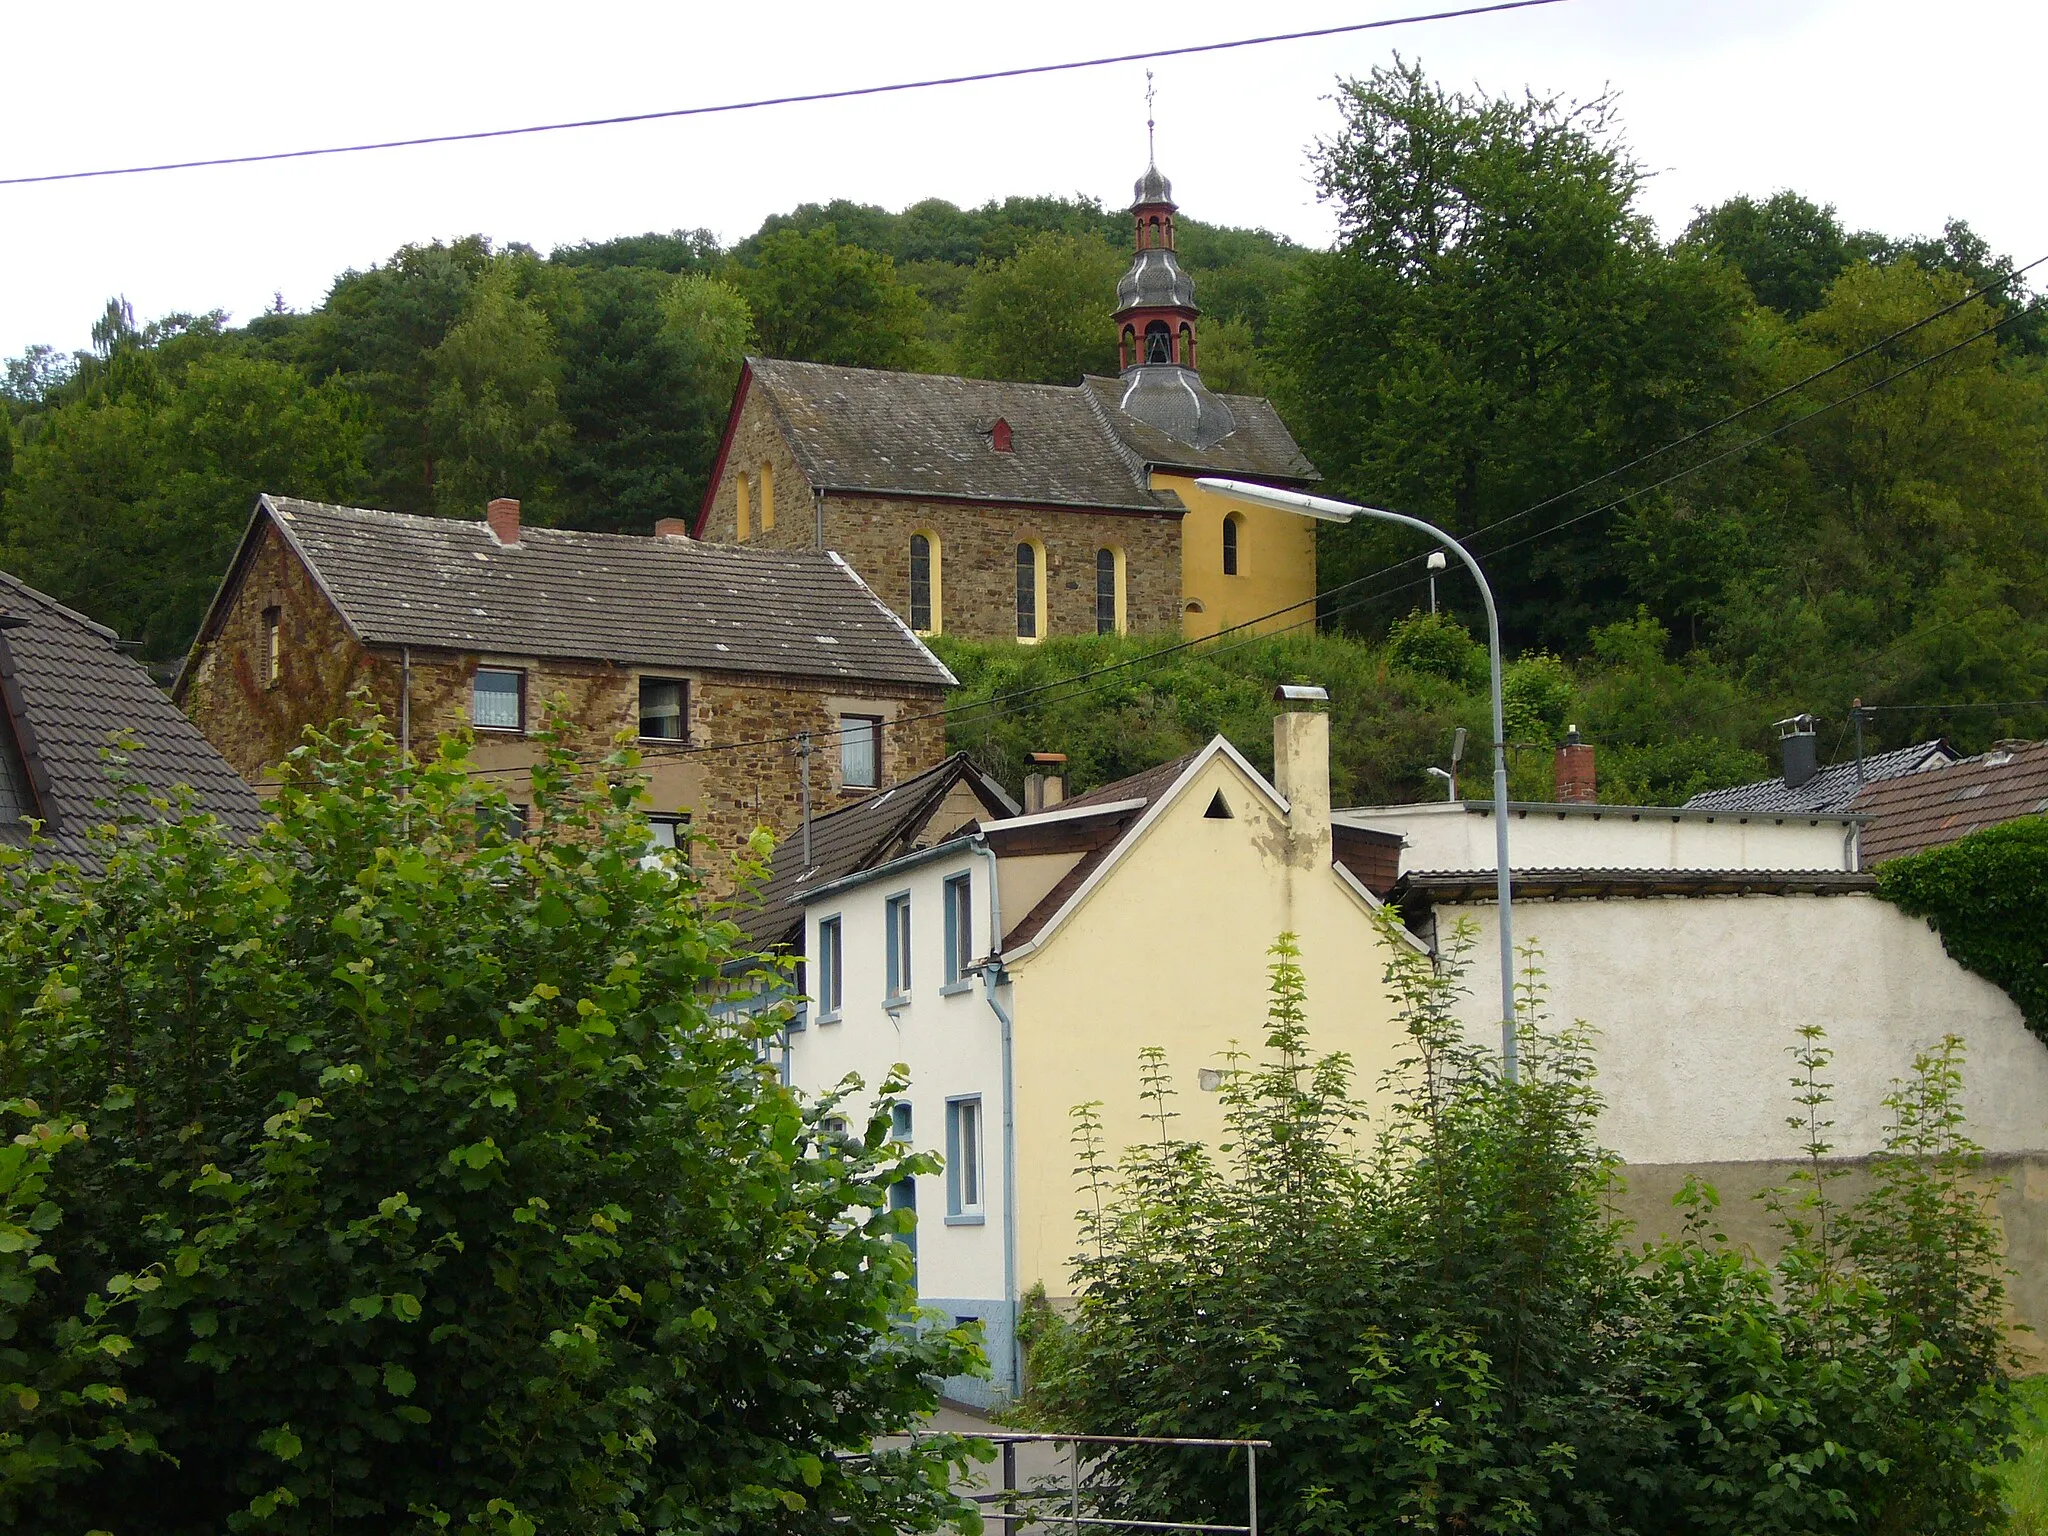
(1025, 923), (2018, 1534)
(1878, 818), (2048, 1039)
(1385, 608), (1485, 684)
(0, 715), (981, 1534)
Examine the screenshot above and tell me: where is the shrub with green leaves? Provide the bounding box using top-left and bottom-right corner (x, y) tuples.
(1025, 921), (2018, 1534)
(1878, 817), (2048, 1039)
(0, 715), (982, 1534)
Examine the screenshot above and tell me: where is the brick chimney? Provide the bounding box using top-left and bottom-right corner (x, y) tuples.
(485, 497), (522, 546)
(653, 517), (692, 539)
(1023, 752), (1067, 813)
(1271, 684), (1332, 867)
(1555, 725), (1596, 804)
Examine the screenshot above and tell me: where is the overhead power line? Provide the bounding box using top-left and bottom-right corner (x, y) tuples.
(0, 0), (1570, 188)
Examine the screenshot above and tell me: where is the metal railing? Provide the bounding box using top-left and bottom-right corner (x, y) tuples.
(936, 1431), (1270, 1535)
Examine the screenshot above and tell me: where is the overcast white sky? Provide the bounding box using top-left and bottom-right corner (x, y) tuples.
(5, 0), (2042, 363)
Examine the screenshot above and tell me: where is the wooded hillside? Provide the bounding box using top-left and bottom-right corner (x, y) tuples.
(3, 59), (2043, 798)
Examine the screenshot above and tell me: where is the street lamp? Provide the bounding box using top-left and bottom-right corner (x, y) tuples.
(1194, 478), (1520, 1081)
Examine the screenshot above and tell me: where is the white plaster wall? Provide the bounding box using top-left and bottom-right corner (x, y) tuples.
(1427, 893), (2048, 1162)
(1341, 803), (1859, 875)
(786, 848), (1008, 1311)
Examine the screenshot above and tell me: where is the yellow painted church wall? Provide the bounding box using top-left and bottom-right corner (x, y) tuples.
(1160, 471), (1319, 640)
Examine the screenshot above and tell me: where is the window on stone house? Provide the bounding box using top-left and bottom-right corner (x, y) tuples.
(638, 677), (687, 741)
(909, 533), (939, 633)
(840, 714), (882, 789)
(1095, 548), (1125, 636)
(760, 462), (775, 532)
(644, 812), (690, 865)
(1222, 513), (1243, 577)
(736, 471), (752, 540)
(472, 667), (525, 732)
(261, 606), (281, 686)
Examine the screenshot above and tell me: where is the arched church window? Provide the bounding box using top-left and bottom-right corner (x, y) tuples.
(1222, 513), (1243, 577)
(1144, 322), (1172, 365)
(1015, 542), (1045, 642)
(909, 532), (939, 634)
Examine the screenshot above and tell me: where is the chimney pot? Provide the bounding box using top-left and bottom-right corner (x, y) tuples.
(485, 497), (522, 546)
(1778, 714), (1819, 790)
(1024, 752), (1067, 812)
(1555, 725), (1596, 804)
(653, 517), (692, 539)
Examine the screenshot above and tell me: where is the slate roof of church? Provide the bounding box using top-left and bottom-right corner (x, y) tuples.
(0, 568), (264, 867)
(189, 496), (955, 692)
(725, 357), (1317, 519)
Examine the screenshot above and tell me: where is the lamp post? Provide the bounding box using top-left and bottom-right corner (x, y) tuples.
(1194, 478), (1520, 1081)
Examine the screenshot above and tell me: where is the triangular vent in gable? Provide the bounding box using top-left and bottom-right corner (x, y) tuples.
(1204, 789), (1232, 819)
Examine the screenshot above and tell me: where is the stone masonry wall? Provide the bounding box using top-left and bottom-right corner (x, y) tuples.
(697, 384), (816, 550)
(822, 494), (1183, 643)
(180, 522), (947, 889)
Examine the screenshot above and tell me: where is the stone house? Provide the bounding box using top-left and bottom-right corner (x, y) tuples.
(0, 567), (262, 867)
(692, 161), (1324, 645)
(176, 494), (956, 872)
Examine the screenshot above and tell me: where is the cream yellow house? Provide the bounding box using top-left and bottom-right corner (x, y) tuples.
(782, 698), (1407, 1405)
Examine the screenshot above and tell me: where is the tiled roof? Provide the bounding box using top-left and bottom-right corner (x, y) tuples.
(1849, 740), (2048, 866)
(738, 753), (1018, 948)
(740, 358), (1315, 515)
(0, 569), (264, 867)
(253, 496), (955, 690)
(1683, 740), (1957, 815)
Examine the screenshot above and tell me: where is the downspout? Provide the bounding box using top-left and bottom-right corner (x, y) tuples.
(399, 645), (412, 762)
(972, 834), (1021, 1400)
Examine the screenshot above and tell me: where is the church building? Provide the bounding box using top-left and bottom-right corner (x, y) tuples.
(692, 162), (1323, 644)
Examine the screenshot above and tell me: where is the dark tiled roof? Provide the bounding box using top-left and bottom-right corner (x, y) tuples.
(1394, 868), (1880, 906)
(1850, 740), (2048, 866)
(1683, 740), (1957, 815)
(742, 358), (1315, 514)
(738, 753), (1018, 948)
(1055, 750), (1201, 812)
(0, 569), (264, 867)
(258, 496), (954, 690)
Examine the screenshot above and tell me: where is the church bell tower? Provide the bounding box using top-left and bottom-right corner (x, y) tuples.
(1108, 157), (1237, 450)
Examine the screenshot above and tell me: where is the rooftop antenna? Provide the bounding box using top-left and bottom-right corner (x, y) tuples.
(1145, 70), (1156, 165)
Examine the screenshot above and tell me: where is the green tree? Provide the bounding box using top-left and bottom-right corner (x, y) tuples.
(1680, 191), (1862, 318)
(730, 227), (928, 370)
(1272, 58), (1747, 646)
(954, 232), (1123, 383)
(426, 262), (571, 516)
(0, 713), (983, 1533)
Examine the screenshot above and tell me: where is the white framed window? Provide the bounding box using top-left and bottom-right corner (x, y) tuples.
(472, 667), (525, 732)
(816, 915), (843, 1018)
(1094, 547), (1126, 636)
(946, 1096), (984, 1219)
(841, 714), (882, 789)
(638, 677), (687, 741)
(942, 873), (972, 986)
(884, 893), (911, 1002)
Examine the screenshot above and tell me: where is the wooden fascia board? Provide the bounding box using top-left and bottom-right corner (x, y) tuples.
(691, 361), (754, 539)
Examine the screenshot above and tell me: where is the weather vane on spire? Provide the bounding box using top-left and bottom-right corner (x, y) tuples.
(1145, 70), (1156, 166)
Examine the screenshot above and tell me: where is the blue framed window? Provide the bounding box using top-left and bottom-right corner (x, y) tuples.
(816, 915), (843, 1018)
(942, 874), (972, 986)
(946, 1096), (984, 1219)
(885, 894), (911, 1002)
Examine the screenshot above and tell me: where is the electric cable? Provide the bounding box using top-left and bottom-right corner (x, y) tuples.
(0, 1), (1570, 188)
